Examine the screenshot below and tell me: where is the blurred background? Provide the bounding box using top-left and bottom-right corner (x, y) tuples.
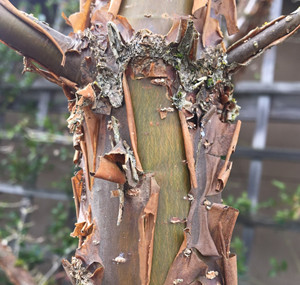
(0, 0), (299, 284)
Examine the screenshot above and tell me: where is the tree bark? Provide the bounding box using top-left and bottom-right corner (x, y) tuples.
(0, 1), (300, 285)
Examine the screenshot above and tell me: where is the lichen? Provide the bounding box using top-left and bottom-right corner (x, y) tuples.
(74, 19), (240, 121)
(68, 257), (93, 285)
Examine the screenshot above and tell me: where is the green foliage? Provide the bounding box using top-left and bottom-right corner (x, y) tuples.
(225, 191), (275, 215)
(18, 244), (44, 270)
(0, 270), (13, 285)
(0, 45), (35, 113)
(224, 192), (252, 215)
(226, 181), (300, 223)
(0, 210), (20, 239)
(231, 237), (248, 275)
(272, 180), (286, 191)
(0, 202), (44, 273)
(0, 200), (76, 281)
(42, 116), (57, 134)
(54, 0), (79, 17)
(16, 0), (78, 26)
(0, 1), (80, 283)
(268, 257), (288, 277)
(175, 53), (184, 59)
(51, 173), (73, 195)
(226, 181), (300, 281)
(0, 119), (49, 186)
(48, 202), (77, 256)
(272, 180), (300, 223)
(0, 44), (35, 87)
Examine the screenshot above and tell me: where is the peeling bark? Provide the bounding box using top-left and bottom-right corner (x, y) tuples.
(179, 110), (197, 189)
(138, 176), (160, 285)
(0, 1), (84, 83)
(122, 74), (143, 172)
(227, 7), (300, 71)
(1, 0), (300, 284)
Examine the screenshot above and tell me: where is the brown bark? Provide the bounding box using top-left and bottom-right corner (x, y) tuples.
(227, 7), (300, 71)
(0, 0), (91, 85)
(0, 1), (300, 285)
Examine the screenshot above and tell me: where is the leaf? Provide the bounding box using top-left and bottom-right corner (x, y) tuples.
(272, 180), (286, 190)
(268, 258), (288, 277)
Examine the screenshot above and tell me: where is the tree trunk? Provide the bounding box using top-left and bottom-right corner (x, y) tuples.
(0, 0), (299, 284)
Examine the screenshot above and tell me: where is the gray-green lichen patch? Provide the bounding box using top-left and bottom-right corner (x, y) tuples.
(77, 28), (124, 108)
(75, 19), (240, 121)
(64, 257), (94, 285)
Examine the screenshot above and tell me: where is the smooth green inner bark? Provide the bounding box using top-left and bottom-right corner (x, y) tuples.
(128, 78), (190, 284)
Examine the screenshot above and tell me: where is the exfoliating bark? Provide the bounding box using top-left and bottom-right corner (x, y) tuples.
(1, 0), (300, 284)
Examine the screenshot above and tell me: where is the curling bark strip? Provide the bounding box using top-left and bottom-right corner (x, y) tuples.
(122, 73), (143, 172)
(1, 0), (300, 284)
(178, 110), (198, 189)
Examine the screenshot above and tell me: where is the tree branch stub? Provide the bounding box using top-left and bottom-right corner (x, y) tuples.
(227, 7), (300, 72)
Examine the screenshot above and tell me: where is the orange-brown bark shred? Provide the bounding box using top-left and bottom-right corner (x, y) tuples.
(178, 110), (197, 189)
(138, 176), (160, 285)
(71, 169), (84, 219)
(165, 114), (241, 284)
(94, 156), (127, 184)
(165, 2), (241, 283)
(217, 120), (241, 190)
(165, 207), (239, 285)
(123, 73), (143, 172)
(68, 0), (94, 33)
(192, 0), (239, 35)
(108, 0), (123, 18)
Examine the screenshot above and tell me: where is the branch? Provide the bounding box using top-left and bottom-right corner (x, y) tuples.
(227, 7), (300, 72)
(0, 2), (83, 84)
(0, 242), (36, 285)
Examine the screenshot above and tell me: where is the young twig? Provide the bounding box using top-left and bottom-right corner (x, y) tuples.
(227, 7), (300, 72)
